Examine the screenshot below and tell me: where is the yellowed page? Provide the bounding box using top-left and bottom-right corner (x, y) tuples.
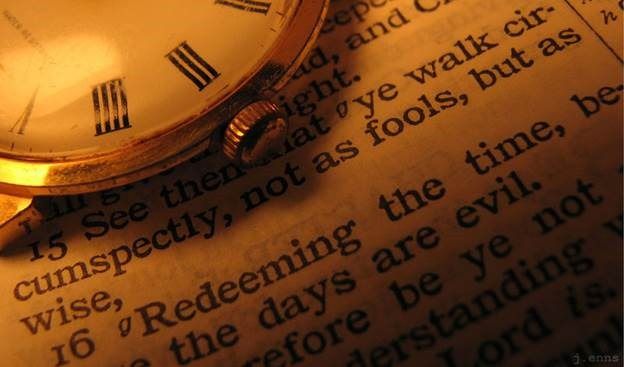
(1, 0), (622, 366)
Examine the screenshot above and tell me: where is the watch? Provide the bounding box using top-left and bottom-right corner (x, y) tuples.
(0, 0), (329, 247)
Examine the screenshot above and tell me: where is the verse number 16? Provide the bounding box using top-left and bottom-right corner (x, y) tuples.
(51, 328), (95, 366)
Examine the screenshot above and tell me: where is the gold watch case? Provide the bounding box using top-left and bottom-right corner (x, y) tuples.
(0, 0), (329, 246)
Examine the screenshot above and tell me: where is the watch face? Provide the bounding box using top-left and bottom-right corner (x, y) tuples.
(0, 0), (297, 159)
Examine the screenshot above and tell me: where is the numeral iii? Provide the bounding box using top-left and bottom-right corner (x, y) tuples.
(166, 41), (220, 91)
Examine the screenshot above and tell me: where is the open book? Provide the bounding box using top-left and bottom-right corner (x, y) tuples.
(1, 0), (622, 365)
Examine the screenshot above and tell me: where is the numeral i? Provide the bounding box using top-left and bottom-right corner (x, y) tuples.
(9, 89), (38, 135)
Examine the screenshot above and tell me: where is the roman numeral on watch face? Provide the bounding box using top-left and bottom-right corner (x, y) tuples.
(166, 41), (220, 91)
(92, 79), (131, 136)
(214, 0), (272, 15)
(9, 89), (38, 135)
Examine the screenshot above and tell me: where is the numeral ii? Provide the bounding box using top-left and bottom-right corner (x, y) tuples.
(214, 0), (272, 15)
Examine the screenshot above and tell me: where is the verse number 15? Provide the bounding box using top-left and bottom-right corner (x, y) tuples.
(28, 230), (68, 262)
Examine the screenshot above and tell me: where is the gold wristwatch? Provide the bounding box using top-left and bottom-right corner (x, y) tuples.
(0, 0), (329, 248)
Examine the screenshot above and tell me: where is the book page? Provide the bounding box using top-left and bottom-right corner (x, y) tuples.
(1, 0), (622, 365)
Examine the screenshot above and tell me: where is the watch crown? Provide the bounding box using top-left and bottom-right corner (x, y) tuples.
(223, 100), (288, 166)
